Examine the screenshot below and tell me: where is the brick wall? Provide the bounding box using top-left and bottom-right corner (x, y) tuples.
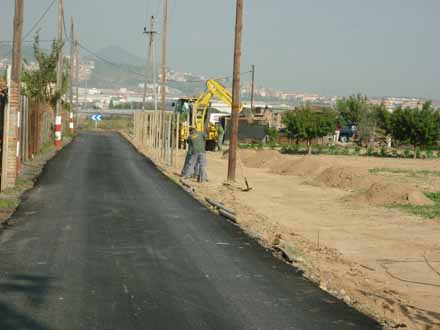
(7, 81), (19, 187)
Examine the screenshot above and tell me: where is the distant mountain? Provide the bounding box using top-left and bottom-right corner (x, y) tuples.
(87, 60), (144, 89)
(91, 45), (145, 67)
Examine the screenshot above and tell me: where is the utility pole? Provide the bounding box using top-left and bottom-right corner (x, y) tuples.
(75, 37), (80, 114)
(161, 0), (168, 112)
(4, 0), (24, 188)
(69, 17), (75, 134)
(250, 64), (255, 111)
(143, 16), (157, 111)
(152, 21), (158, 111)
(227, 0), (244, 182)
(55, 0), (64, 148)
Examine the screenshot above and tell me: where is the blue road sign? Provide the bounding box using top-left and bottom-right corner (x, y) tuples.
(91, 114), (103, 121)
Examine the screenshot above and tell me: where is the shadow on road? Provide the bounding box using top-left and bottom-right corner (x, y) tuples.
(0, 274), (54, 330)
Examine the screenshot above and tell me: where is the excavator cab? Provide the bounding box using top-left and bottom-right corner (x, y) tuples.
(175, 97), (218, 150)
(174, 79), (242, 151)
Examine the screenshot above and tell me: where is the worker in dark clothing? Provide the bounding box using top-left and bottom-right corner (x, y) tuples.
(216, 123), (224, 151)
(180, 126), (194, 177)
(181, 127), (208, 182)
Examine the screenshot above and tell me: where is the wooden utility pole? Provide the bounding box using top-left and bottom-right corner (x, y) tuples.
(152, 21), (158, 111)
(250, 64), (255, 111)
(161, 0), (168, 112)
(75, 38), (80, 111)
(69, 18), (74, 110)
(143, 16), (157, 111)
(8, 0), (24, 184)
(55, 0), (64, 148)
(227, 0), (244, 182)
(69, 17), (75, 134)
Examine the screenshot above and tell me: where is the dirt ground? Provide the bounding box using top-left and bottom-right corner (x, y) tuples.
(127, 135), (440, 330)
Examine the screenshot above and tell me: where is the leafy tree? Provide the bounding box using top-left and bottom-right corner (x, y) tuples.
(336, 94), (368, 125)
(390, 102), (440, 158)
(357, 108), (376, 146)
(372, 103), (393, 146)
(21, 34), (68, 109)
(265, 127), (279, 144)
(373, 104), (392, 134)
(283, 106), (336, 154)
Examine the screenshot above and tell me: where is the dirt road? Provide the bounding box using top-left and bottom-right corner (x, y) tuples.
(163, 149), (440, 329)
(0, 132), (379, 330)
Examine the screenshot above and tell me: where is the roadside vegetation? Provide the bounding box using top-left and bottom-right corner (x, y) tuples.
(79, 117), (133, 132)
(239, 143), (440, 159)
(242, 94), (440, 160)
(369, 168), (440, 177)
(391, 192), (440, 219)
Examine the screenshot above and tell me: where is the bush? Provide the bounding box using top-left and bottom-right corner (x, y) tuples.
(342, 147), (350, 156)
(367, 147), (374, 157)
(281, 144), (300, 154)
(328, 145), (339, 155)
(313, 145), (324, 155)
(354, 146), (361, 156)
(427, 149), (434, 159)
(380, 147), (387, 158)
(403, 149), (412, 158)
(265, 127), (279, 144)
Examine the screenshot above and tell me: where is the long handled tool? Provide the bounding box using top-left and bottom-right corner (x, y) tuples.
(237, 154), (252, 192)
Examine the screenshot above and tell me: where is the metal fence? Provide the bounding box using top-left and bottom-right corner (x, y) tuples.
(133, 111), (180, 167)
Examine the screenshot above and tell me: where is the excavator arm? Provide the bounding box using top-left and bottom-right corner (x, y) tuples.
(193, 79), (243, 132)
(178, 79), (242, 150)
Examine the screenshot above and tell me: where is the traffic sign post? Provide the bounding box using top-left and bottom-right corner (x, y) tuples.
(91, 114), (103, 129)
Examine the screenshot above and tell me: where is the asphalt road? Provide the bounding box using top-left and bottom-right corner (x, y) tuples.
(0, 131), (380, 330)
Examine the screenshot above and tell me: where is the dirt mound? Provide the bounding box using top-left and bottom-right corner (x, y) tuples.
(350, 182), (435, 206)
(270, 157), (326, 177)
(238, 149), (284, 169)
(314, 166), (373, 190)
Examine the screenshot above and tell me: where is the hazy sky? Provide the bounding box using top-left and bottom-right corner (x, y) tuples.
(1, 0), (440, 98)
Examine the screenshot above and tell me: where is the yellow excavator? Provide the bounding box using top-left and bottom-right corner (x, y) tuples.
(174, 79), (243, 150)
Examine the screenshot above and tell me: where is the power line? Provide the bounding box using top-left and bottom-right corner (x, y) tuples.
(22, 0), (57, 41)
(75, 40), (252, 87)
(0, 40), (53, 44)
(1, 0), (57, 59)
(179, 70), (252, 84)
(77, 41), (146, 78)
(62, 9), (69, 41)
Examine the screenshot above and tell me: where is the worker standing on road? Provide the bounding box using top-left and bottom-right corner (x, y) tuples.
(180, 126), (194, 177)
(216, 123), (224, 152)
(181, 127), (208, 182)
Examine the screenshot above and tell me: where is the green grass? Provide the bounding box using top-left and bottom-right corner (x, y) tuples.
(0, 198), (19, 209)
(369, 167), (440, 177)
(392, 192), (440, 219)
(80, 118), (133, 131)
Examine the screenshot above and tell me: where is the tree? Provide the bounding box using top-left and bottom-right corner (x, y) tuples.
(390, 102), (440, 158)
(21, 35), (68, 109)
(265, 127), (278, 144)
(336, 94), (368, 125)
(372, 104), (393, 146)
(373, 104), (392, 134)
(283, 106), (336, 154)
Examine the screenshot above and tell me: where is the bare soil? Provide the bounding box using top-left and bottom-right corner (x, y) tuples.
(127, 136), (440, 330)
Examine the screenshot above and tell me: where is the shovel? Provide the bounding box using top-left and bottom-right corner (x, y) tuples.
(237, 155), (252, 192)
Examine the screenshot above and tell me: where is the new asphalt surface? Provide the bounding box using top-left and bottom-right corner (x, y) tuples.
(0, 131), (381, 330)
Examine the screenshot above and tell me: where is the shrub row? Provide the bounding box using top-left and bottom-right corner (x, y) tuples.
(237, 143), (440, 160)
